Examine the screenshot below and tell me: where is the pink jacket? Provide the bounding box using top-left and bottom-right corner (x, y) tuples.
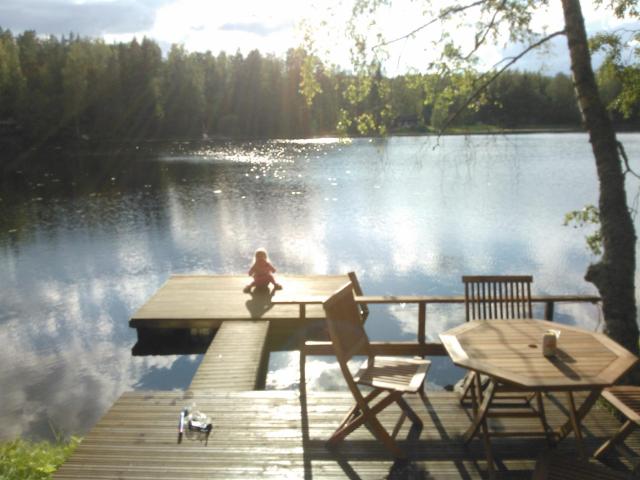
(249, 259), (276, 278)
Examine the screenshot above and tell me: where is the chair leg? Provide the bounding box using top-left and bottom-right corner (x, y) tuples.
(328, 390), (409, 458)
(566, 391), (586, 458)
(328, 390), (390, 446)
(331, 389), (382, 437)
(459, 371), (477, 404)
(366, 414), (406, 458)
(464, 379), (496, 444)
(593, 419), (637, 460)
(328, 408), (360, 446)
(396, 395), (423, 427)
(535, 392), (554, 446)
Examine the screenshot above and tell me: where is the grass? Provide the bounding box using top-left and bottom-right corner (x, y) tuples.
(0, 436), (80, 480)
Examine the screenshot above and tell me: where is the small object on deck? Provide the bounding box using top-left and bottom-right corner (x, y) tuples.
(187, 406), (213, 434)
(177, 407), (188, 443)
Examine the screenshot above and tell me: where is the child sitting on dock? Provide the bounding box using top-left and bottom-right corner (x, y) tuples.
(244, 248), (282, 293)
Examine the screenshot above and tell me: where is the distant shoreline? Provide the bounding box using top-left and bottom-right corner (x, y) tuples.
(2, 126), (639, 158)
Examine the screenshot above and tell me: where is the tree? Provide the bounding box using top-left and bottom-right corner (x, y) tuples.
(161, 44), (205, 137)
(308, 0), (640, 380)
(591, 28), (640, 124)
(0, 29), (26, 120)
(116, 37), (163, 139)
(62, 41), (90, 137)
(562, 0), (638, 379)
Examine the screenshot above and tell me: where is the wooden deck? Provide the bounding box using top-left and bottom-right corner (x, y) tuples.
(54, 390), (639, 479)
(53, 274), (629, 479)
(130, 275), (350, 329)
(188, 321), (270, 391)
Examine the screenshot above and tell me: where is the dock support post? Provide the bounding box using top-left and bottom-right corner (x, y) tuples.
(544, 301), (555, 321)
(418, 302), (426, 344)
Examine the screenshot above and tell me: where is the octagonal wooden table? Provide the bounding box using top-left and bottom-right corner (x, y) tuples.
(440, 319), (637, 470)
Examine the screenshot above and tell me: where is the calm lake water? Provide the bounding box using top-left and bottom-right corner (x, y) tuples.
(1, 133), (639, 441)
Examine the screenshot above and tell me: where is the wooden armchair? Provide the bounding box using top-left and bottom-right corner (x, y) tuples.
(323, 282), (431, 458)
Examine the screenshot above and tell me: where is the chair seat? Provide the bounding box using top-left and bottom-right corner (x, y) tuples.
(602, 387), (640, 424)
(355, 356), (430, 393)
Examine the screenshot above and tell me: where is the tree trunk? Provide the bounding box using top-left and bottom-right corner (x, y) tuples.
(560, 0), (640, 381)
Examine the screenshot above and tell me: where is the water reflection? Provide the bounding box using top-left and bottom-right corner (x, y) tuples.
(1, 134), (638, 440)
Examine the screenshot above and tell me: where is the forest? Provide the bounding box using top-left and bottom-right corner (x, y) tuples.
(0, 28), (637, 145)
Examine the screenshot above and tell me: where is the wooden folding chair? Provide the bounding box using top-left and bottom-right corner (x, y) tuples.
(323, 282), (431, 458)
(458, 275), (534, 404)
(593, 386), (640, 472)
(457, 276), (550, 443)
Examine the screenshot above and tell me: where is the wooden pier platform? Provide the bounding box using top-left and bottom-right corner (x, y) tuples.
(188, 321), (270, 391)
(130, 275), (350, 329)
(130, 274), (350, 390)
(54, 390), (639, 479)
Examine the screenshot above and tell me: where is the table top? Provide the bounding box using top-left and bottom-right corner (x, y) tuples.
(130, 274), (350, 327)
(440, 319), (638, 390)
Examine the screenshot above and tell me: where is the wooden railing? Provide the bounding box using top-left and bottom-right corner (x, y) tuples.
(282, 294), (601, 358)
(356, 294), (600, 346)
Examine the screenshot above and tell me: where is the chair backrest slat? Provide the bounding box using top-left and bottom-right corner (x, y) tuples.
(323, 282), (371, 363)
(462, 275), (533, 321)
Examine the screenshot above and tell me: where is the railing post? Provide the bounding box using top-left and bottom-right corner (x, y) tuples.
(418, 302), (426, 344)
(544, 301), (554, 321)
(299, 303), (306, 321)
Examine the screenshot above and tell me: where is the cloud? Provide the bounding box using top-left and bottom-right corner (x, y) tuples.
(0, 0), (172, 36)
(219, 21), (292, 37)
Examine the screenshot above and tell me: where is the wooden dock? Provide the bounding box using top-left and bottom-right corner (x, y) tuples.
(130, 274), (351, 390)
(53, 274), (637, 479)
(188, 321), (270, 391)
(54, 390), (639, 479)
(130, 275), (349, 329)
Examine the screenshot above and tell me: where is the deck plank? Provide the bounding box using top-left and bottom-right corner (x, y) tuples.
(54, 390), (639, 479)
(189, 321), (270, 391)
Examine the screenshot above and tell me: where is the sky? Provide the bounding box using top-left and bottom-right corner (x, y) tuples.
(0, 0), (637, 75)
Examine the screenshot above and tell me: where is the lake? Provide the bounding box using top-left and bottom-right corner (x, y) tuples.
(1, 133), (639, 441)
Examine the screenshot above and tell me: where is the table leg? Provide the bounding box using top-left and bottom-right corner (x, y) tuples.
(566, 392), (586, 458)
(464, 377), (496, 478)
(555, 389), (601, 452)
(470, 371), (479, 417)
(535, 391), (554, 446)
(464, 378), (496, 442)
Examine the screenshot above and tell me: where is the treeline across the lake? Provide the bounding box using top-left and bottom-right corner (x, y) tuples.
(0, 28), (637, 144)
